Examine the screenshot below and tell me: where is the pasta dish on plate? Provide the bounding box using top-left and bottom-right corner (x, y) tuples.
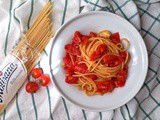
(63, 30), (130, 96)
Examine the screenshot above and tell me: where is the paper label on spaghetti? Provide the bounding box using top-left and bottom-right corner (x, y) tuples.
(0, 54), (27, 113)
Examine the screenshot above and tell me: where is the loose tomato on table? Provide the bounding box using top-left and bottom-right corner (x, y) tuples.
(110, 32), (120, 44)
(38, 74), (51, 86)
(31, 68), (43, 79)
(65, 76), (78, 84)
(26, 82), (39, 93)
(72, 31), (82, 44)
(65, 44), (80, 55)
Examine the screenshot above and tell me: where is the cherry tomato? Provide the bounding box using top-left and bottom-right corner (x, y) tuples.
(90, 74), (98, 80)
(97, 44), (108, 55)
(76, 56), (83, 62)
(72, 31), (82, 44)
(110, 32), (120, 44)
(82, 36), (90, 45)
(120, 51), (127, 59)
(31, 68), (43, 79)
(66, 67), (74, 76)
(65, 76), (78, 84)
(38, 74), (51, 86)
(123, 66), (128, 72)
(114, 76), (126, 87)
(26, 82), (39, 93)
(90, 51), (100, 61)
(114, 69), (127, 87)
(117, 69), (127, 79)
(90, 32), (97, 37)
(65, 44), (80, 55)
(108, 81), (115, 92)
(102, 55), (118, 66)
(97, 81), (110, 93)
(74, 63), (88, 73)
(63, 53), (73, 67)
(97, 81), (108, 89)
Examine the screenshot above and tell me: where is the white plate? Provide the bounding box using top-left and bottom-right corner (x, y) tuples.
(49, 11), (148, 111)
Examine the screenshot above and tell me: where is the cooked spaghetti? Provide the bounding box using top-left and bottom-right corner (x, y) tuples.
(63, 30), (130, 96)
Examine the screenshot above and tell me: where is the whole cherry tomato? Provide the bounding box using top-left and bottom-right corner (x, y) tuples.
(38, 74), (51, 86)
(31, 68), (43, 79)
(26, 82), (39, 93)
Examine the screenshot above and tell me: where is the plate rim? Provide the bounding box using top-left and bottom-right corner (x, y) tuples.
(49, 11), (148, 111)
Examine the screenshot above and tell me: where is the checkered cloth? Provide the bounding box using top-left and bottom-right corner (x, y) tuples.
(0, 0), (160, 120)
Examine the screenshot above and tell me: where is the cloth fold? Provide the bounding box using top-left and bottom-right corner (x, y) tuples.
(0, 0), (160, 120)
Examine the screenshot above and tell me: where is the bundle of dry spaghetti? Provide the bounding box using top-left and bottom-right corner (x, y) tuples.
(12, 2), (53, 73)
(0, 2), (53, 113)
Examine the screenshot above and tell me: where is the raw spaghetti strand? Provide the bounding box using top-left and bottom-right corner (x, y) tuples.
(63, 30), (130, 96)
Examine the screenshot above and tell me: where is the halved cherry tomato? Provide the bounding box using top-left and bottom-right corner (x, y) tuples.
(66, 67), (74, 76)
(110, 32), (120, 44)
(90, 74), (98, 80)
(26, 82), (39, 93)
(97, 81), (109, 90)
(102, 55), (118, 66)
(38, 74), (51, 86)
(90, 44), (108, 61)
(123, 66), (128, 72)
(102, 55), (124, 67)
(97, 44), (108, 55)
(114, 76), (126, 87)
(74, 63), (88, 73)
(65, 76), (78, 84)
(90, 51), (100, 61)
(120, 51), (127, 59)
(90, 32), (97, 37)
(82, 36), (90, 45)
(75, 56), (83, 63)
(118, 56), (124, 63)
(117, 69), (127, 79)
(72, 31), (82, 44)
(63, 53), (73, 67)
(97, 81), (115, 93)
(65, 44), (80, 55)
(108, 81), (115, 92)
(31, 68), (43, 79)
